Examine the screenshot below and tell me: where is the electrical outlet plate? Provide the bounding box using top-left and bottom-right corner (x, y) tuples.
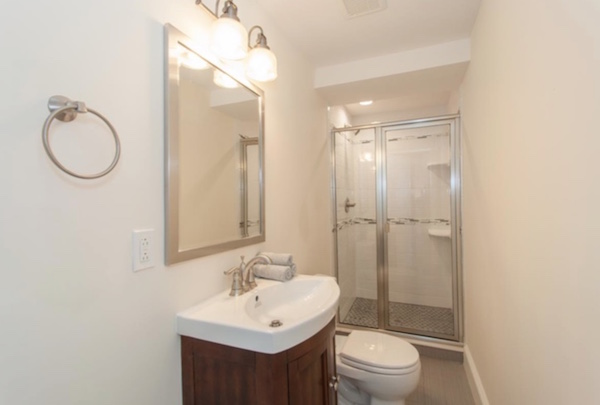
(132, 229), (155, 272)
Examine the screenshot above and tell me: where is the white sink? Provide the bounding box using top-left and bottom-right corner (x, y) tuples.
(177, 275), (340, 354)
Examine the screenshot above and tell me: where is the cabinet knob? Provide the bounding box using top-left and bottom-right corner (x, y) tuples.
(329, 375), (338, 391)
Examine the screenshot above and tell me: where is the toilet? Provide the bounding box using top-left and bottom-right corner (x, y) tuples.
(335, 331), (421, 405)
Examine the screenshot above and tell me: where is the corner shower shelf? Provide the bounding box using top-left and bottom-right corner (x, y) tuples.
(428, 228), (451, 238)
(426, 161), (450, 169)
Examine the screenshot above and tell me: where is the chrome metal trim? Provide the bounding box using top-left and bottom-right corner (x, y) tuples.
(330, 127), (341, 322)
(239, 137), (258, 237)
(164, 24), (265, 264)
(330, 114), (461, 135)
(449, 118), (460, 342)
(376, 125), (387, 330)
(336, 324), (465, 349)
(454, 118), (465, 342)
(42, 95), (121, 180)
(194, 0), (217, 17)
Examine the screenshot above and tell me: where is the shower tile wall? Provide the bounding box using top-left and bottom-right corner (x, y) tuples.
(386, 132), (452, 308)
(336, 127), (453, 318)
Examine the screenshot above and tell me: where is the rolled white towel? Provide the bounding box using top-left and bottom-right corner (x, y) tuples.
(253, 264), (294, 282)
(258, 252), (293, 266)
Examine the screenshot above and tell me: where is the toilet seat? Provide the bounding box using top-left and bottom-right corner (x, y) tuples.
(339, 331), (420, 376)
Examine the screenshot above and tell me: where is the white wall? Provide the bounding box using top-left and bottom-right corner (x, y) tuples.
(462, 0), (600, 403)
(0, 1), (330, 404)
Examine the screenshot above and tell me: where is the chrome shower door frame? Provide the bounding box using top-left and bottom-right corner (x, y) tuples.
(379, 116), (462, 341)
(331, 114), (463, 343)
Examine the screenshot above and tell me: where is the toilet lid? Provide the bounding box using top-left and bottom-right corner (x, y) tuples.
(340, 331), (419, 371)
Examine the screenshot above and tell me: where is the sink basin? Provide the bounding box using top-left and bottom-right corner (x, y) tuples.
(177, 275), (340, 354)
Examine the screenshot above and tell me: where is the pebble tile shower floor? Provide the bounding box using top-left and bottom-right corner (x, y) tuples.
(342, 297), (455, 336)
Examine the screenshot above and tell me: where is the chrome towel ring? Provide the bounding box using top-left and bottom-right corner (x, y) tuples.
(42, 95), (121, 179)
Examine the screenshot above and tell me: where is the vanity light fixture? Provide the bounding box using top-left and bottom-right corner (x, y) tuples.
(206, 0), (248, 60)
(245, 25), (278, 82)
(195, 0), (278, 82)
(359, 100), (373, 106)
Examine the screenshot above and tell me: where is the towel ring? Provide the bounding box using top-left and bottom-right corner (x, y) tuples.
(42, 95), (121, 179)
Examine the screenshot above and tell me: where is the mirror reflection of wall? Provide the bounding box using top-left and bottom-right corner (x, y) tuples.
(178, 52), (259, 248)
(240, 138), (260, 237)
(165, 24), (265, 264)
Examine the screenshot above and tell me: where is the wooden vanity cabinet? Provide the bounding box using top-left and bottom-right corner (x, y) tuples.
(181, 318), (337, 405)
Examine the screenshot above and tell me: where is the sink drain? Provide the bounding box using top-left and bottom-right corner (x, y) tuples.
(269, 319), (283, 328)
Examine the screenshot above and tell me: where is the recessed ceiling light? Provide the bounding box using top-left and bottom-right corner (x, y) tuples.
(359, 100), (373, 106)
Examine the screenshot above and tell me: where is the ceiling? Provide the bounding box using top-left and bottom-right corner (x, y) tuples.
(254, 0), (481, 67)
(253, 0), (481, 120)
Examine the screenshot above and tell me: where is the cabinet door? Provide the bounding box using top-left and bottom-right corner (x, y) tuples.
(182, 337), (258, 405)
(287, 323), (337, 405)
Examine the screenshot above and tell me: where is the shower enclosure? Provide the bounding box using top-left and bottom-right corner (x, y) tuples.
(332, 115), (462, 341)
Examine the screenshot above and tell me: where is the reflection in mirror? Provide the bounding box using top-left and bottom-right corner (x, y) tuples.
(165, 24), (265, 264)
(240, 137), (259, 237)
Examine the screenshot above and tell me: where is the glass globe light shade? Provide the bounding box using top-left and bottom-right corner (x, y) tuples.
(245, 46), (278, 82)
(180, 51), (209, 70)
(213, 69), (239, 89)
(210, 17), (248, 60)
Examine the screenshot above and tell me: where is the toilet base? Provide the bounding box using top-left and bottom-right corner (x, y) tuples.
(338, 375), (410, 405)
(337, 393), (408, 405)
(338, 376), (369, 405)
(370, 398), (407, 405)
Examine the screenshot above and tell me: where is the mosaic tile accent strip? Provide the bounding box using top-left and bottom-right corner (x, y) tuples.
(342, 297), (455, 336)
(387, 218), (450, 226)
(337, 131), (449, 145)
(387, 132), (448, 142)
(333, 217), (450, 232)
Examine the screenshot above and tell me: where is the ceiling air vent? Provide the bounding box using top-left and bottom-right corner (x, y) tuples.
(340, 0), (387, 18)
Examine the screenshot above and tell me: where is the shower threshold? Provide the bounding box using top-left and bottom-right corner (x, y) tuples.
(342, 297), (454, 337)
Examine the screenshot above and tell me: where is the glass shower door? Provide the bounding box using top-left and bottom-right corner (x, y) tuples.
(332, 116), (461, 341)
(334, 127), (379, 329)
(382, 122), (458, 339)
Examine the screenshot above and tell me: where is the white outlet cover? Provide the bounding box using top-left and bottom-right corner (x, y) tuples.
(132, 229), (155, 272)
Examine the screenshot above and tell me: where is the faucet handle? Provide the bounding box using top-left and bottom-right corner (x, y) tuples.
(224, 264), (245, 296)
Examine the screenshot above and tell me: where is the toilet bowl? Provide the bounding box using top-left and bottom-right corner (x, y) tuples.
(335, 331), (421, 405)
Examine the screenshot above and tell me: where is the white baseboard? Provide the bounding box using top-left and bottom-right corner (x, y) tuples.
(463, 344), (490, 405)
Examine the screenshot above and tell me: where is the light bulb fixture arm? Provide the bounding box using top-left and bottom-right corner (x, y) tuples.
(248, 25), (270, 49)
(195, 0), (240, 21)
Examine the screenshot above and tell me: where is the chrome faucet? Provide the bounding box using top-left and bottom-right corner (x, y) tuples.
(223, 255), (272, 296)
(243, 254), (272, 291)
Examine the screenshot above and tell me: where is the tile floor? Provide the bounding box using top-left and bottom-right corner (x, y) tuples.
(406, 353), (475, 405)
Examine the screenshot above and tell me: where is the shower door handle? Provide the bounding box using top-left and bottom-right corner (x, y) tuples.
(344, 198), (356, 213)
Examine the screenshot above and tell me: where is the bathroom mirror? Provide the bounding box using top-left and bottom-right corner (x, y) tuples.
(164, 24), (265, 264)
